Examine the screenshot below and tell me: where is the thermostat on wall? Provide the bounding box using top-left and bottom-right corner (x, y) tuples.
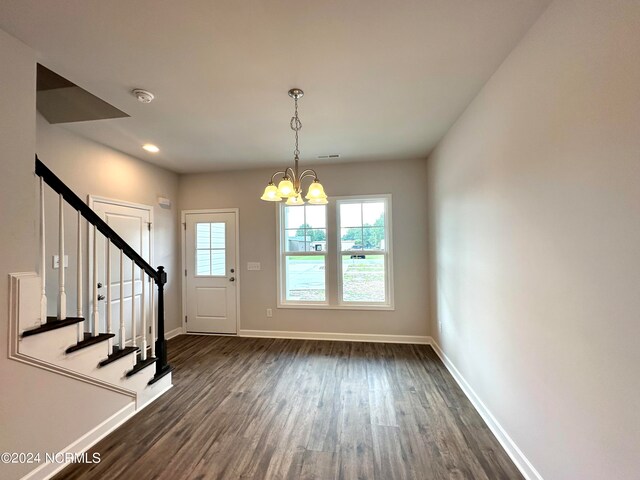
(157, 196), (171, 208)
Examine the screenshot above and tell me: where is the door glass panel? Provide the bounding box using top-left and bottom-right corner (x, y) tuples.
(195, 222), (226, 276)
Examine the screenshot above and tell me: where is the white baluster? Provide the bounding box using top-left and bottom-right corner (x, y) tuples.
(76, 211), (83, 341)
(150, 276), (156, 358)
(92, 225), (100, 336)
(131, 259), (137, 348)
(119, 249), (125, 350)
(40, 179), (47, 324)
(141, 268), (147, 361)
(58, 194), (66, 320)
(106, 239), (112, 351)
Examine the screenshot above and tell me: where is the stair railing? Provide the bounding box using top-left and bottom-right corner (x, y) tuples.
(35, 156), (172, 383)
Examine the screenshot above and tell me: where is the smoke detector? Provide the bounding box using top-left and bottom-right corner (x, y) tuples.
(132, 89), (155, 104)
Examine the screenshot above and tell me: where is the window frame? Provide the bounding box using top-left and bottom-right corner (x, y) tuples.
(336, 195), (393, 308)
(276, 203), (329, 307)
(276, 194), (394, 310)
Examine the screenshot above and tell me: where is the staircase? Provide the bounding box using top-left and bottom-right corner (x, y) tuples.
(8, 156), (173, 413)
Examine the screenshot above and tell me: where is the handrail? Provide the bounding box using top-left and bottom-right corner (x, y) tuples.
(35, 155), (172, 382)
(35, 156), (160, 283)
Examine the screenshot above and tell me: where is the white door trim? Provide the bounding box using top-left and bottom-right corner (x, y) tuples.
(87, 195), (154, 334)
(181, 208), (241, 335)
(88, 195), (155, 265)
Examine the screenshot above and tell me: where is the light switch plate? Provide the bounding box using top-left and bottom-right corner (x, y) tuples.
(247, 262), (261, 271)
(52, 255), (69, 269)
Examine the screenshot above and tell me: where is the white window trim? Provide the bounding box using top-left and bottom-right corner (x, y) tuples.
(276, 203), (329, 307)
(276, 194), (394, 311)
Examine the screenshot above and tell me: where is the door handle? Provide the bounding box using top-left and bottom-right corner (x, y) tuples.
(229, 277), (235, 282)
(97, 294), (106, 301)
(97, 282), (103, 288)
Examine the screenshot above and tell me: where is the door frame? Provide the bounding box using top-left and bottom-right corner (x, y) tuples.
(87, 195), (154, 334)
(181, 208), (241, 335)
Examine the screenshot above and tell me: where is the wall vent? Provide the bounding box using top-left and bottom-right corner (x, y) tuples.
(317, 154), (340, 159)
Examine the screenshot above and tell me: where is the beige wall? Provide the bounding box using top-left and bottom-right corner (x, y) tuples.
(36, 113), (182, 333)
(427, 1), (640, 479)
(180, 158), (429, 337)
(0, 29), (132, 480)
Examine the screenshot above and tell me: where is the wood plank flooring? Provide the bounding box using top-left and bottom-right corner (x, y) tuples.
(55, 336), (523, 480)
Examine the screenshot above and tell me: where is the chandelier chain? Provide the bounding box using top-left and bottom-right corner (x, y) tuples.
(290, 97), (302, 158)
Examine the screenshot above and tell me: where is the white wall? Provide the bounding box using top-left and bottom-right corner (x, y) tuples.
(180, 158), (429, 338)
(36, 113), (182, 334)
(427, 1), (640, 479)
(0, 29), (132, 480)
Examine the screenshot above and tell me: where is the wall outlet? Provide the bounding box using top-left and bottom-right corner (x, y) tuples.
(248, 262), (261, 271)
(52, 255), (69, 269)
(266, 308), (273, 318)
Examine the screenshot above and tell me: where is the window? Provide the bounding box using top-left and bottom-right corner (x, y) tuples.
(277, 195), (393, 309)
(195, 222), (226, 276)
(337, 198), (389, 305)
(280, 204), (327, 303)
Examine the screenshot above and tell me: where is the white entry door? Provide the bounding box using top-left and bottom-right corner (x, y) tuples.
(184, 211), (238, 334)
(91, 197), (152, 347)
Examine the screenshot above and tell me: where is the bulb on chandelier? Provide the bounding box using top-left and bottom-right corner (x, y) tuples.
(260, 183), (281, 201)
(286, 193), (305, 206)
(305, 179), (327, 201)
(276, 178), (296, 198)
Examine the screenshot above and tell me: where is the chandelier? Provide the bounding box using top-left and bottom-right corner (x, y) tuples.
(260, 88), (327, 205)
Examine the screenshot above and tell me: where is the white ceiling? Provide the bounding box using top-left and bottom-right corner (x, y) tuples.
(0, 0), (550, 173)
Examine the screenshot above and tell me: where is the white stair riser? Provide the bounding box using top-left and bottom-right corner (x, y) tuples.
(14, 273), (170, 410)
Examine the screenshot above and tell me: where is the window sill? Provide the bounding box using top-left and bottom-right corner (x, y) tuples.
(277, 303), (395, 312)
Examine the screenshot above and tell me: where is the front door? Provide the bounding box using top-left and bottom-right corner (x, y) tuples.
(185, 211), (237, 334)
(91, 198), (152, 347)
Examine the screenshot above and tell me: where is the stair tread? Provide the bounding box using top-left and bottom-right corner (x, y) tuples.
(148, 364), (174, 385)
(98, 346), (140, 367)
(22, 317), (84, 337)
(66, 333), (115, 353)
(126, 356), (157, 377)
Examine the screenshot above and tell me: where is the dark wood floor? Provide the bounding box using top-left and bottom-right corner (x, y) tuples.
(55, 335), (523, 480)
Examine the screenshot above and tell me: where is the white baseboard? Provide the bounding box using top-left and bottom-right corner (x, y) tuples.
(239, 329), (432, 345)
(20, 402), (136, 480)
(430, 340), (543, 480)
(165, 327), (184, 340)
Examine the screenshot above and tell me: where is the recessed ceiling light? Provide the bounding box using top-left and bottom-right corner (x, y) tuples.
(142, 144), (159, 153)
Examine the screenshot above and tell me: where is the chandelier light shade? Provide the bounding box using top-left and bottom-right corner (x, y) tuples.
(260, 88), (328, 206)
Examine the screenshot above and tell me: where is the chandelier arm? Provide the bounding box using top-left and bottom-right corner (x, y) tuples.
(270, 170), (287, 183)
(299, 169), (319, 181)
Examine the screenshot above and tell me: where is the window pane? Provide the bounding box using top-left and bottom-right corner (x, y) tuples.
(305, 205), (326, 229)
(363, 202), (385, 226)
(341, 254), (386, 302)
(306, 229), (326, 252)
(341, 227), (362, 251)
(363, 227), (385, 250)
(211, 223), (225, 249)
(196, 223), (210, 249)
(211, 250), (225, 276)
(284, 205), (305, 230)
(196, 250), (211, 276)
(340, 203), (362, 228)
(285, 256), (325, 302)
(285, 229), (305, 252)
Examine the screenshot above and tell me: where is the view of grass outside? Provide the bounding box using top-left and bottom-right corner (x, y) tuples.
(341, 255), (385, 302)
(285, 256), (325, 301)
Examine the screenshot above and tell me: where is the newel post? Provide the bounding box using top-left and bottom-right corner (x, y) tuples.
(152, 266), (173, 381)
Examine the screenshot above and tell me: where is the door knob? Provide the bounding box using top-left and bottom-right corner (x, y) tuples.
(97, 282), (103, 288)
(97, 294), (106, 301)
(229, 277), (235, 282)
